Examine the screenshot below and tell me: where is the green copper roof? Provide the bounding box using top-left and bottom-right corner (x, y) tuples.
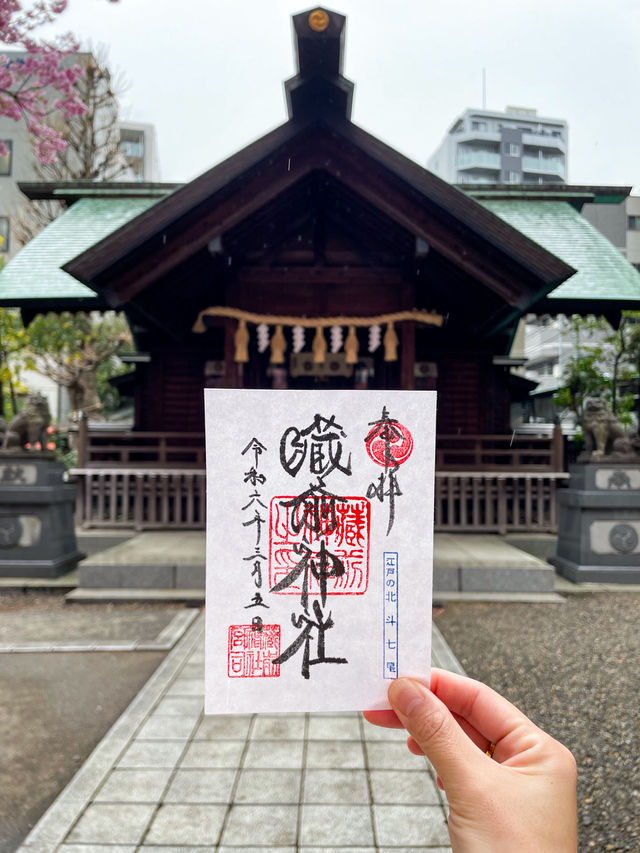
(481, 200), (640, 303)
(0, 197), (161, 304)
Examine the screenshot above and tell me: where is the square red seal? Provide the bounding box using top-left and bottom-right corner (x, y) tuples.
(227, 624), (281, 678)
(268, 495), (370, 595)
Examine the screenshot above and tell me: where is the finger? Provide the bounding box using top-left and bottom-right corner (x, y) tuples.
(388, 677), (485, 788)
(407, 736), (424, 755)
(430, 668), (535, 748)
(362, 709), (403, 729)
(452, 711), (492, 754)
(407, 713), (491, 757)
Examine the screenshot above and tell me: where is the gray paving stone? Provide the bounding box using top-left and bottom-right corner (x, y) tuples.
(154, 695), (203, 716)
(379, 849), (452, 853)
(94, 769), (173, 803)
(307, 714), (362, 740)
(180, 739), (246, 768)
(166, 677), (205, 697)
(194, 714), (252, 740)
(220, 804), (298, 845)
(142, 848), (215, 853)
(362, 719), (407, 741)
(373, 804), (451, 847)
(305, 739), (365, 769)
(180, 662), (204, 679)
(79, 563), (174, 588)
(299, 804), (374, 846)
(176, 564), (205, 588)
(59, 846), (137, 853)
(460, 565), (554, 593)
(299, 849), (376, 853)
(369, 769), (441, 804)
(251, 714), (306, 740)
(144, 803), (226, 846)
(163, 769), (236, 803)
(65, 803), (155, 844)
(303, 768), (369, 803)
(218, 848), (295, 853)
(243, 739), (304, 769)
(117, 739), (185, 769)
(235, 768), (301, 803)
(137, 713), (200, 740)
(365, 740), (429, 770)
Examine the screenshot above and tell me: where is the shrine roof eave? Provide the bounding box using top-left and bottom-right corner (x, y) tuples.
(462, 184), (632, 212)
(62, 114), (574, 305)
(18, 181), (181, 204)
(478, 199), (640, 314)
(0, 196), (165, 311)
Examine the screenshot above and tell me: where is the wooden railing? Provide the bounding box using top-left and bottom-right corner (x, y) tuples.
(70, 468), (206, 529)
(74, 423), (205, 468)
(436, 429), (563, 471)
(434, 472), (568, 534)
(70, 428), (566, 532)
(76, 428), (563, 472)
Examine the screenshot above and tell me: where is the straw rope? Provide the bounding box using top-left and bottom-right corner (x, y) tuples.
(192, 306), (443, 333)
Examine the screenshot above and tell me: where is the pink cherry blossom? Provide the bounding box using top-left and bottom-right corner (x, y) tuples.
(1, 0), (120, 162)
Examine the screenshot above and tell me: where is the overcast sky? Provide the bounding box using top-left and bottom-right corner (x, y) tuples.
(35, 0), (639, 191)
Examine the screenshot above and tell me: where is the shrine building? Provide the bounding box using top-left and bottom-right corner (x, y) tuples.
(1, 7), (640, 534)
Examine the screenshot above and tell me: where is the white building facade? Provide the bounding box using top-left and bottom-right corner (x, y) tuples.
(427, 106), (568, 186)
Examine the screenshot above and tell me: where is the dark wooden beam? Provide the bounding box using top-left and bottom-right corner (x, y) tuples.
(235, 266), (404, 285)
(101, 146), (328, 305)
(313, 136), (545, 308)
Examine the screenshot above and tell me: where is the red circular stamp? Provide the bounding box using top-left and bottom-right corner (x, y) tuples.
(365, 420), (413, 467)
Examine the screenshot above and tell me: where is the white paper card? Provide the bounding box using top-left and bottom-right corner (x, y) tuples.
(204, 389), (436, 714)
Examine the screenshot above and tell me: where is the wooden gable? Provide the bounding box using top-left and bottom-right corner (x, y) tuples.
(59, 7), (575, 434)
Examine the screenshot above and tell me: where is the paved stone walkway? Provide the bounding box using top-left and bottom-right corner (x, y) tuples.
(18, 615), (460, 852)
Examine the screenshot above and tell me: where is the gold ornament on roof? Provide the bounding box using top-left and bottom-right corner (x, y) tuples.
(309, 9), (330, 31)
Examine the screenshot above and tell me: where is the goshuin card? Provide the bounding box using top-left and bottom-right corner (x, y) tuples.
(204, 389), (436, 713)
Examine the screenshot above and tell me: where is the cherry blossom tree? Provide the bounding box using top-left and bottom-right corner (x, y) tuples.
(0, 0), (118, 163)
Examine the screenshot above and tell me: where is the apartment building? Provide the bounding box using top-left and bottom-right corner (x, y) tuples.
(427, 106), (567, 186)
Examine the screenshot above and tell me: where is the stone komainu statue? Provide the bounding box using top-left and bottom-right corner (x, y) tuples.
(1, 393), (51, 452)
(580, 397), (638, 460)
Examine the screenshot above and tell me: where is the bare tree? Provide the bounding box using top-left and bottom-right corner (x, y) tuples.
(12, 47), (129, 246)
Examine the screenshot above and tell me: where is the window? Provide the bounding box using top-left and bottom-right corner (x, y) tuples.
(628, 216), (640, 231)
(0, 216), (9, 253)
(471, 120), (488, 131)
(506, 171), (520, 184)
(504, 142), (520, 156)
(0, 140), (12, 176)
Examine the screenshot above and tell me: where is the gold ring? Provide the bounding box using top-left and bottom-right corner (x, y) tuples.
(485, 742), (496, 758)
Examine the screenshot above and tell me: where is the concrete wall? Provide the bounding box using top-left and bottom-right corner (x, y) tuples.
(581, 201), (627, 253)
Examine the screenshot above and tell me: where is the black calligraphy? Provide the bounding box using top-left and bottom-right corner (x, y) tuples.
(271, 413), (352, 679)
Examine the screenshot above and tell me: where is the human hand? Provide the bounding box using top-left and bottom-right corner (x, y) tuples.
(364, 668), (577, 853)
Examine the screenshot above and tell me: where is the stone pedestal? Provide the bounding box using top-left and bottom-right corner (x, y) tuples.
(0, 454), (84, 578)
(551, 462), (640, 583)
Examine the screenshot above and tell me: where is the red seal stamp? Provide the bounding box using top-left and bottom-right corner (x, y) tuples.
(227, 624), (281, 678)
(365, 419), (413, 467)
(269, 495), (371, 595)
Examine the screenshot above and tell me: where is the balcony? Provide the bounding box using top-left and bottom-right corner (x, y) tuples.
(522, 131), (566, 153)
(457, 149), (501, 170)
(522, 155), (565, 178)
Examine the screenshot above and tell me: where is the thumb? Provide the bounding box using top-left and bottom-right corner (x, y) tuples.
(388, 677), (484, 790)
